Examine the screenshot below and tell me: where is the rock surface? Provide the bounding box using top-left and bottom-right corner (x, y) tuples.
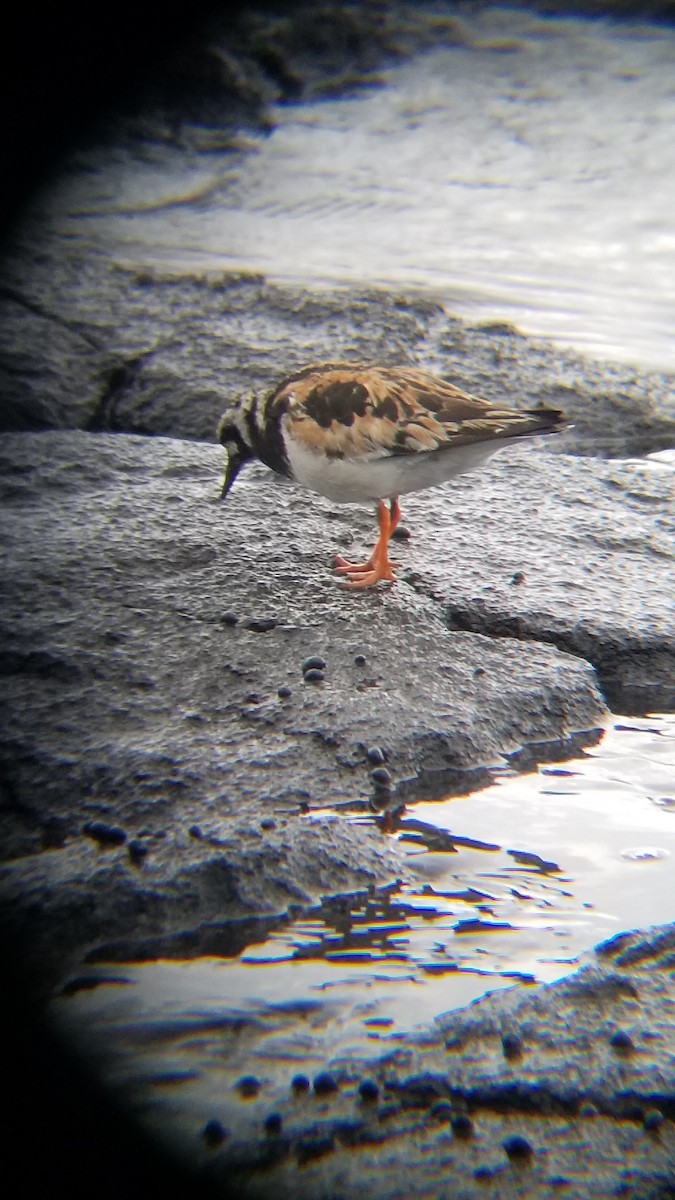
(2, 241), (675, 457)
(198, 926), (675, 1199)
(0, 429), (609, 986)
(1, 3), (674, 1195)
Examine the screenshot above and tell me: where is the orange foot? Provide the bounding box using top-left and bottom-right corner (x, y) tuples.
(335, 498), (401, 589)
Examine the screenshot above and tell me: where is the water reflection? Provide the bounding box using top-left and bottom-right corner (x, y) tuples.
(51, 716), (675, 1162)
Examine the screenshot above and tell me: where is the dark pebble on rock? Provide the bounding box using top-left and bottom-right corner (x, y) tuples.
(451, 1114), (474, 1139)
(503, 1135), (533, 1160)
(643, 1108), (665, 1131)
(264, 1113), (283, 1135)
(358, 1079), (380, 1103)
(220, 612), (238, 626)
(236, 1075), (261, 1098)
(313, 1071), (339, 1096)
(303, 668), (325, 684)
(474, 667), (485, 677)
(610, 1030), (634, 1052)
(277, 685), (292, 699)
(502, 1033), (523, 1059)
(302, 655), (326, 674)
(246, 617), (278, 632)
(82, 821), (127, 847)
(510, 571), (526, 585)
(430, 1100), (453, 1123)
(188, 824), (203, 839)
(354, 654), (367, 666)
(390, 525), (411, 541)
(291, 1074), (310, 1094)
(260, 818), (276, 831)
(474, 1166), (496, 1181)
(127, 839), (149, 865)
(370, 767), (392, 788)
(202, 1119), (227, 1147)
(366, 746), (386, 765)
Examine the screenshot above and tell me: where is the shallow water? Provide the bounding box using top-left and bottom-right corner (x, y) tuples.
(46, 7), (675, 371)
(51, 714), (675, 1156)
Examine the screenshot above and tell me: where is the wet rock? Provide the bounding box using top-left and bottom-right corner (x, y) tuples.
(0, 430), (610, 982)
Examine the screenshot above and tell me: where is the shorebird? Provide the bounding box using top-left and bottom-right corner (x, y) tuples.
(218, 362), (566, 588)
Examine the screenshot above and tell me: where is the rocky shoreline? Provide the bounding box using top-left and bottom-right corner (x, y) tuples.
(1, 2), (674, 1196)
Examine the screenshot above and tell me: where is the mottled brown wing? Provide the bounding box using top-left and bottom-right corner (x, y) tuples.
(266, 362), (563, 459)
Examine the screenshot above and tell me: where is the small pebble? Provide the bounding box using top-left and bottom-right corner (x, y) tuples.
(291, 1074), (310, 1094)
(358, 1079), (380, 1103)
(502, 1033), (523, 1059)
(302, 655), (326, 674)
(429, 1100), (453, 1123)
(277, 685), (292, 699)
(354, 654), (367, 666)
(473, 667), (485, 677)
(610, 1030), (634, 1052)
(188, 824), (203, 839)
(236, 1075), (261, 1098)
(313, 1071), (339, 1096)
(503, 1135), (533, 1161)
(202, 1119), (227, 1147)
(643, 1108), (665, 1132)
(474, 1166), (495, 1181)
(82, 821), (127, 847)
(127, 839), (148, 865)
(264, 1112), (283, 1135)
(510, 570), (526, 586)
(366, 746), (386, 765)
(370, 766), (392, 788)
(451, 1114), (474, 1139)
(220, 612), (238, 626)
(303, 668), (325, 684)
(260, 818), (276, 831)
(390, 525), (411, 542)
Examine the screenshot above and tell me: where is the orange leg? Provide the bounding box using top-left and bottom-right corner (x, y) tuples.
(335, 498), (401, 588)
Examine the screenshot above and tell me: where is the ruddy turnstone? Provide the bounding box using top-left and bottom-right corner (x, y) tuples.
(218, 362), (566, 588)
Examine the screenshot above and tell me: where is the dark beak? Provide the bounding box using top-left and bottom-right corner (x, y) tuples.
(220, 442), (247, 499)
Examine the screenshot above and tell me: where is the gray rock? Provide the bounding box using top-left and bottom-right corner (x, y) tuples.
(2, 240), (674, 459)
(207, 924), (675, 1198)
(399, 450), (675, 712)
(0, 429), (606, 983)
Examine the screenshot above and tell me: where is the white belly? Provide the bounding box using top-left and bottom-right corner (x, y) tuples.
(284, 436), (530, 505)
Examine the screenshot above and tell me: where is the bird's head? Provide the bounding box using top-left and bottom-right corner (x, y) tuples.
(217, 399), (255, 498)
